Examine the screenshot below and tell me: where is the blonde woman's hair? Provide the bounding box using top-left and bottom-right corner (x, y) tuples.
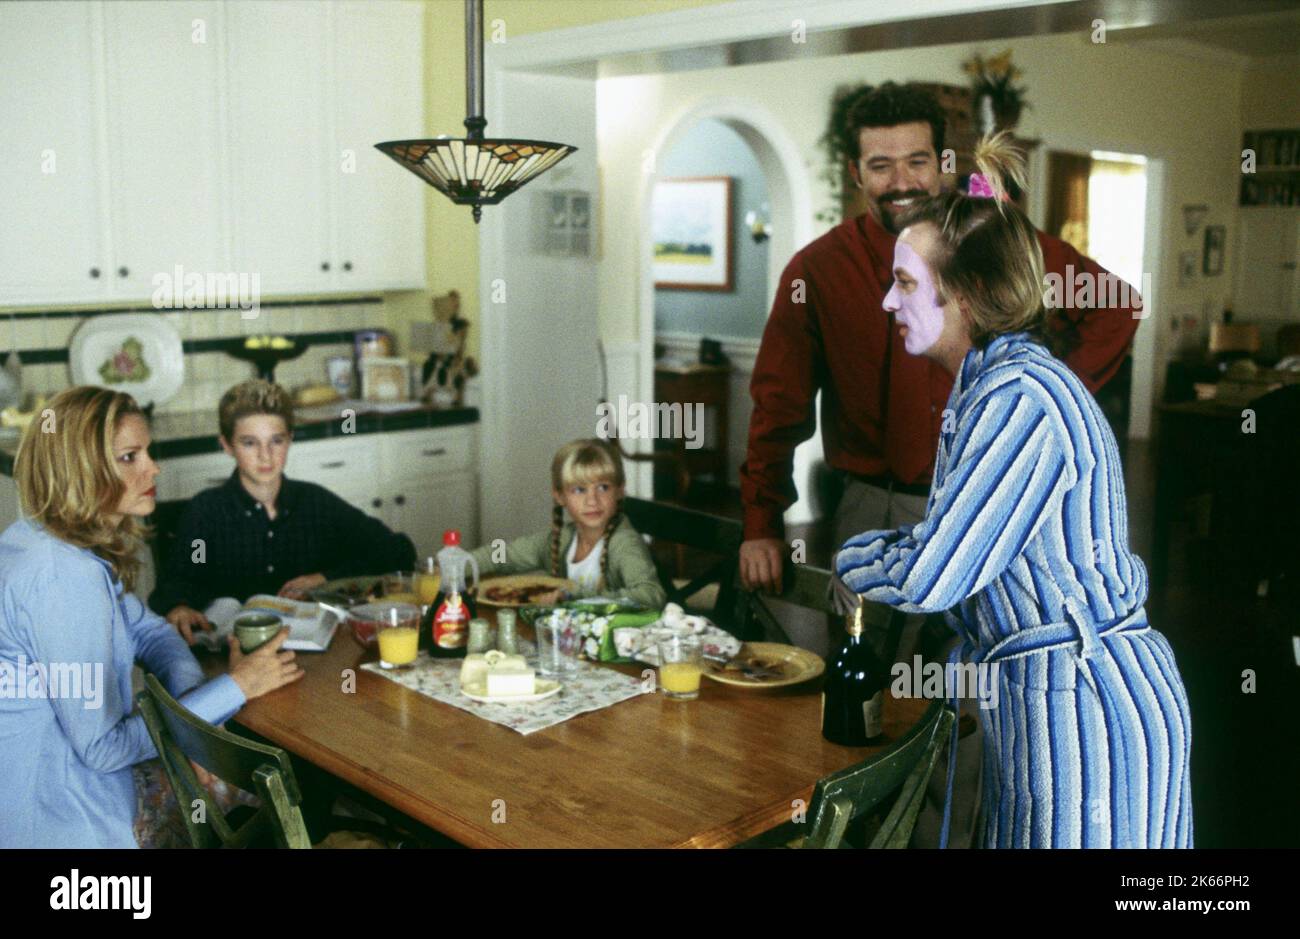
(548, 439), (626, 587)
(899, 131), (1055, 350)
(14, 386), (148, 590)
(218, 379), (294, 441)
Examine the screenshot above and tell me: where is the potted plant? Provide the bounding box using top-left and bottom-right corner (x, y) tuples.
(963, 49), (1027, 134)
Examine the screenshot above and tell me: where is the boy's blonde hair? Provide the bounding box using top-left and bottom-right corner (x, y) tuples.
(899, 132), (1049, 348)
(14, 386), (148, 590)
(548, 439), (626, 587)
(218, 379), (294, 441)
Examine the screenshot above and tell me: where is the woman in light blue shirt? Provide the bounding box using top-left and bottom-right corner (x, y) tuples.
(0, 386), (303, 847)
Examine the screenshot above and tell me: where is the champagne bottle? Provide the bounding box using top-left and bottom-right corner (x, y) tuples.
(821, 600), (886, 746)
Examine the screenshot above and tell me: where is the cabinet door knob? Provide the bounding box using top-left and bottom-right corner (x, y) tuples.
(372, 498), (383, 509)
(117, 266), (129, 278)
(394, 495), (406, 506)
(89, 267), (101, 279)
(342, 261), (353, 272)
(321, 261), (330, 271)
(321, 460), (345, 469)
(422, 448), (446, 457)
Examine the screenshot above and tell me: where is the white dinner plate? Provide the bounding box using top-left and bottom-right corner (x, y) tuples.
(69, 314), (185, 408)
(460, 678), (562, 704)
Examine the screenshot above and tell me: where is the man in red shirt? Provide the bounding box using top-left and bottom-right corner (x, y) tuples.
(740, 83), (1139, 591)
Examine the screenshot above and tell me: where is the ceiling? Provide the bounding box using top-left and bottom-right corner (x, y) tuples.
(587, 0), (1300, 78)
(1109, 7), (1300, 58)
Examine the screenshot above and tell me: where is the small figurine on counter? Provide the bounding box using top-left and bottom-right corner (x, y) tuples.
(419, 290), (478, 407)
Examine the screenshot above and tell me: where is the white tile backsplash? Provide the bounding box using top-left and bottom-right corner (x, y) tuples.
(7, 304), (381, 416)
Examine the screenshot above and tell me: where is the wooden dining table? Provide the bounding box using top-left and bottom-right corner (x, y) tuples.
(201, 600), (931, 848)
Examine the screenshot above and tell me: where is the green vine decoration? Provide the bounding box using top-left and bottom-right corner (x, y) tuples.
(815, 83), (873, 225)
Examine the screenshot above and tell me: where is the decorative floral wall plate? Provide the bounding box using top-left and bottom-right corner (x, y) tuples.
(70, 314), (184, 407)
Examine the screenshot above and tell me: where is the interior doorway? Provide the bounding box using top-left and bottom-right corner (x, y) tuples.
(1046, 147), (1151, 456)
(635, 98), (817, 521)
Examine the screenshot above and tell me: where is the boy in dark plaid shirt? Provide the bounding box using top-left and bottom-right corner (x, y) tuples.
(150, 381), (414, 643)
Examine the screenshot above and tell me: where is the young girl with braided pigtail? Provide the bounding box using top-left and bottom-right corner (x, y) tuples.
(470, 439), (666, 609)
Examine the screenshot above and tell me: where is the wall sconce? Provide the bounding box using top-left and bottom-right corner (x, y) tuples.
(1182, 204), (1209, 236)
(745, 204), (771, 244)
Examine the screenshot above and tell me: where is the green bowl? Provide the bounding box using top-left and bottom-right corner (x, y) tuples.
(233, 612), (282, 653)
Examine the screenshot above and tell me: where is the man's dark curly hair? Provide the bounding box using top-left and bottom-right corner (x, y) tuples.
(844, 82), (946, 162)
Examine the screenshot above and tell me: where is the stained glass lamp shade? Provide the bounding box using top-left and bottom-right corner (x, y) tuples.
(375, 0), (576, 223)
(375, 136), (575, 223)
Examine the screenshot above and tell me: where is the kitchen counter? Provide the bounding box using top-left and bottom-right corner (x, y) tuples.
(0, 401), (479, 477)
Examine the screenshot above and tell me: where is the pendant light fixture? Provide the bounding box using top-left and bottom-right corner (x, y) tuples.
(375, 0), (577, 223)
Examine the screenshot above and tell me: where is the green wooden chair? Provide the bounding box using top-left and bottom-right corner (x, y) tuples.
(741, 698), (954, 849)
(622, 495), (744, 620)
(136, 673), (313, 849)
(800, 700), (954, 848)
(729, 559), (901, 649)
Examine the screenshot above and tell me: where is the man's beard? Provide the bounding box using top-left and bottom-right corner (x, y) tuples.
(875, 189), (930, 234)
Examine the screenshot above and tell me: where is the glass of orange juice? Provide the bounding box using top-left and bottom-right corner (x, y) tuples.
(376, 604), (421, 669)
(382, 572), (420, 606)
(415, 557), (441, 610)
(657, 635), (702, 701)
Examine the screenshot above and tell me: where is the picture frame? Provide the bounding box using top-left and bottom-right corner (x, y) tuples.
(652, 176), (734, 291)
(360, 356), (411, 403)
(1202, 225), (1225, 276)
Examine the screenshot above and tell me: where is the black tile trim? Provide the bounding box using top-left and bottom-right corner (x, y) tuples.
(1, 295), (384, 321)
(10, 328), (377, 365)
(0, 407), (480, 478)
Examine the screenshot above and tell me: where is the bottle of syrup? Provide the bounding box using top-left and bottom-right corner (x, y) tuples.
(424, 529), (480, 658)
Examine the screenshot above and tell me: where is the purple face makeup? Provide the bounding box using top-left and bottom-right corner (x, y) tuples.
(882, 237), (945, 356)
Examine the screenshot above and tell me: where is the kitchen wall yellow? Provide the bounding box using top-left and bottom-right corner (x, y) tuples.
(386, 0), (730, 365)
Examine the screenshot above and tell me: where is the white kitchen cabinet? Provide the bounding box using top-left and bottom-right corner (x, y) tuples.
(101, 1), (231, 299)
(155, 451), (234, 504)
(329, 1), (428, 293)
(0, 0), (425, 308)
(225, 1), (334, 296)
(225, 0), (425, 296)
(380, 470), (478, 563)
(0, 2), (112, 305)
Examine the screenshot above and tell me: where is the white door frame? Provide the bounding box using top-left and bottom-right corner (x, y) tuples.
(637, 98), (817, 514)
(1028, 133), (1168, 439)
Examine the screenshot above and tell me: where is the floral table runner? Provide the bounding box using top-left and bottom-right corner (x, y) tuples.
(360, 644), (649, 735)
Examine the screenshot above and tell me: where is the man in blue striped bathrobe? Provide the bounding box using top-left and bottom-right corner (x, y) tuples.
(838, 330), (1193, 847)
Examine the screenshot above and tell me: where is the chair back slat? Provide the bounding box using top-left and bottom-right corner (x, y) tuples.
(137, 673), (310, 849)
(867, 707), (954, 848)
(622, 496), (743, 553)
(800, 699), (951, 849)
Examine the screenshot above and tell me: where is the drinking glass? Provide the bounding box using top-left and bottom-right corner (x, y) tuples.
(658, 635), (703, 701)
(376, 606), (421, 669)
(382, 572), (419, 606)
(535, 616), (580, 677)
(415, 557), (441, 611)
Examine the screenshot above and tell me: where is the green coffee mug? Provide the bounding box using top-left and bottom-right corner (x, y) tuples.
(233, 612), (283, 653)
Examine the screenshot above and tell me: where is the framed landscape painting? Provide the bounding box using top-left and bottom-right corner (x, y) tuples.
(652, 176), (734, 291)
